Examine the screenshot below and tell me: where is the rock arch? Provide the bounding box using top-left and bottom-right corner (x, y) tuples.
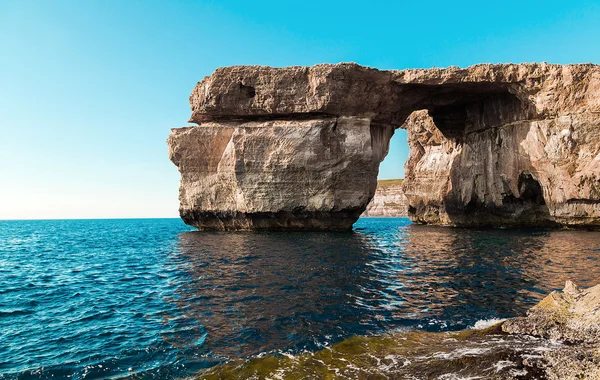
(168, 63), (600, 230)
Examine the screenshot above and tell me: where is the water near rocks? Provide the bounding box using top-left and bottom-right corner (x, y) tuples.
(1, 218), (600, 378)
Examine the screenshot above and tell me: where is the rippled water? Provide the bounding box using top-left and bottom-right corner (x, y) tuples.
(1, 218), (600, 378)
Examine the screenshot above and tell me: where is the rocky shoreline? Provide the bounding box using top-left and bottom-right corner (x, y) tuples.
(198, 282), (600, 379)
(502, 281), (600, 379)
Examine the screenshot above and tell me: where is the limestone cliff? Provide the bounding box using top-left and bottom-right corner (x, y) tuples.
(362, 179), (408, 217)
(168, 117), (393, 230)
(169, 62), (600, 230)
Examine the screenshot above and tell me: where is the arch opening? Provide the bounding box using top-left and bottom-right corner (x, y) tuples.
(362, 128), (410, 218)
(394, 87), (555, 227)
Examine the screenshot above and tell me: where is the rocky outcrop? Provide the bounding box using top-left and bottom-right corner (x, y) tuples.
(502, 281), (600, 379)
(169, 62), (600, 230)
(168, 118), (393, 230)
(361, 179), (408, 217)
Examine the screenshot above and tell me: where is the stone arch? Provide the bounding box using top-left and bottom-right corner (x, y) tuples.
(170, 63), (600, 230)
(397, 85), (556, 227)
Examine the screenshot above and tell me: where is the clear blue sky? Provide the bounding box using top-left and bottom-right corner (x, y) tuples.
(1, 0), (599, 219)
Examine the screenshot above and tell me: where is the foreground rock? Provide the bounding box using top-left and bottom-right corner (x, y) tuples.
(198, 282), (600, 379)
(169, 63), (600, 230)
(503, 281), (600, 379)
(361, 179), (408, 217)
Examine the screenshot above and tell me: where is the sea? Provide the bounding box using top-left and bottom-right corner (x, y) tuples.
(1, 218), (600, 379)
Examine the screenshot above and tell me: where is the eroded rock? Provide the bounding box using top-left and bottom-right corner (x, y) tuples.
(170, 62), (600, 230)
(502, 281), (600, 379)
(168, 117), (393, 230)
(503, 281), (600, 343)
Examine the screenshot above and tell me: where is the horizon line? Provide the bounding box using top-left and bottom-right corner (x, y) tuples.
(0, 217), (182, 222)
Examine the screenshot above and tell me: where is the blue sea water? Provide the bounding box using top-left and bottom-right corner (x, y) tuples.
(1, 218), (600, 379)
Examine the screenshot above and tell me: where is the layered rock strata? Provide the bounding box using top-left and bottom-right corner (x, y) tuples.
(169, 63), (600, 230)
(361, 179), (408, 217)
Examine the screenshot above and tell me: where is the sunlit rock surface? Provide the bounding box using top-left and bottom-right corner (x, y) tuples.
(169, 63), (600, 230)
(168, 117), (393, 230)
(361, 179), (408, 217)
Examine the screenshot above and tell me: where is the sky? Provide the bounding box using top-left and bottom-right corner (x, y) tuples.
(1, 0), (600, 219)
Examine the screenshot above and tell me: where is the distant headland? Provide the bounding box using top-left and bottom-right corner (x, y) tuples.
(361, 179), (407, 217)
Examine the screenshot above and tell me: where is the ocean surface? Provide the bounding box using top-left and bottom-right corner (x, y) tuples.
(1, 218), (600, 379)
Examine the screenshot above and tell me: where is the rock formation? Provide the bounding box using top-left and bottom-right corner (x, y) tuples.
(502, 281), (600, 379)
(168, 63), (600, 230)
(361, 179), (408, 217)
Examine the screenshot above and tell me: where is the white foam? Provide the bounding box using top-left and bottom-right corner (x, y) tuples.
(493, 360), (516, 372)
(472, 318), (506, 330)
(509, 368), (529, 377)
(437, 374), (483, 380)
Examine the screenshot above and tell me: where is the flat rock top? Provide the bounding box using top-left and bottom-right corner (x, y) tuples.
(190, 62), (600, 125)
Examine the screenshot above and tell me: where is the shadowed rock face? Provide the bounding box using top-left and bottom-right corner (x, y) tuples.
(169, 62), (600, 230)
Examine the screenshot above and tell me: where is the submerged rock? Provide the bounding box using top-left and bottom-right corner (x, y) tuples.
(169, 63), (600, 231)
(198, 282), (600, 379)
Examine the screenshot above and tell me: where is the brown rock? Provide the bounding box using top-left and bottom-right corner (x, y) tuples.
(168, 117), (393, 230)
(502, 281), (600, 379)
(170, 62), (600, 230)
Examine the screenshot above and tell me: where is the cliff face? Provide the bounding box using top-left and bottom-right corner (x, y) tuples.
(362, 179), (408, 217)
(168, 117), (393, 230)
(169, 63), (600, 230)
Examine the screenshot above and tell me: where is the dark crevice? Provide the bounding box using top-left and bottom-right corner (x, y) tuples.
(238, 82), (256, 98)
(518, 174), (546, 205)
(194, 112), (339, 123)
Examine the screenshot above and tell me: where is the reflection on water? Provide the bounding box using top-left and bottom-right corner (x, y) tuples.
(170, 218), (600, 363)
(2, 218), (600, 378)
(172, 229), (375, 359)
